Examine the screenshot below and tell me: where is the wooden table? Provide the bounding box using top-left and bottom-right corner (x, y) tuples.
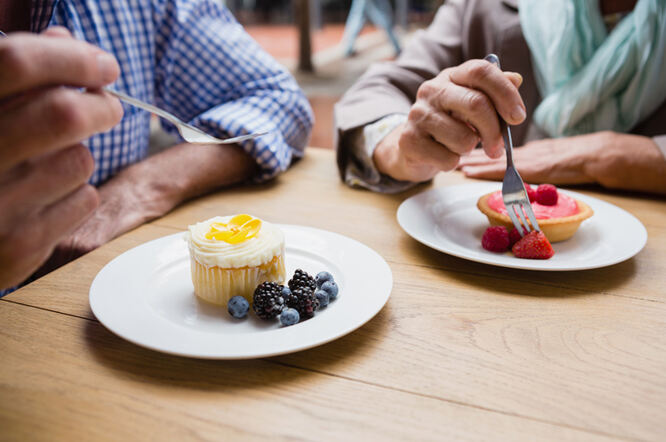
(1, 148), (665, 441)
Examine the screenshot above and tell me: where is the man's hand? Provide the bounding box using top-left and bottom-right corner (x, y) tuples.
(0, 28), (123, 289)
(373, 59), (526, 182)
(458, 132), (666, 195)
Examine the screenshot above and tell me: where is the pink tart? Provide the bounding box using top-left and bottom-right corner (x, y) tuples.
(477, 187), (593, 243)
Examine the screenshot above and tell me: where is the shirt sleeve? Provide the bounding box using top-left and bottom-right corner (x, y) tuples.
(152, 0), (314, 182)
(342, 114), (418, 193)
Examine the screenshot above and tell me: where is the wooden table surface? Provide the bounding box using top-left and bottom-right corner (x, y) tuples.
(1, 148), (665, 441)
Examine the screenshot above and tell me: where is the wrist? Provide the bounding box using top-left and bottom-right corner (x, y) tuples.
(373, 124), (405, 179)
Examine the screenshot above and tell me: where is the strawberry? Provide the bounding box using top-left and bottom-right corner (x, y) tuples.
(481, 226), (510, 253)
(511, 231), (554, 259)
(536, 184), (558, 206)
(526, 185), (537, 203)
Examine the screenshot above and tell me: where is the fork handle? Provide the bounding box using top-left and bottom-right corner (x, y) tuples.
(483, 54), (515, 167)
(102, 87), (181, 127)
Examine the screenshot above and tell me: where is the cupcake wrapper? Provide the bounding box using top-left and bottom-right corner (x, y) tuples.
(191, 254), (286, 306)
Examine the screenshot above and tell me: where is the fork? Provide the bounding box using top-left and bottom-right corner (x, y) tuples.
(102, 87), (270, 145)
(484, 54), (540, 236)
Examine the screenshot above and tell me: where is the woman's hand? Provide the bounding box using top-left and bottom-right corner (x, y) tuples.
(373, 59), (526, 182)
(458, 131), (666, 194)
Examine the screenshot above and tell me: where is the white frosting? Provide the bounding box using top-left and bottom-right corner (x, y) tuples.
(185, 216), (284, 268)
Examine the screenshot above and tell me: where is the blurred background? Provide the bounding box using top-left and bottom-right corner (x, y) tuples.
(228, 0), (443, 149)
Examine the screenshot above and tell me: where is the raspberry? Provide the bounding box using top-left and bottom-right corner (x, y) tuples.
(511, 231), (554, 259)
(508, 227), (524, 248)
(536, 184), (558, 206)
(252, 282), (285, 320)
(481, 226), (510, 253)
(526, 185), (537, 203)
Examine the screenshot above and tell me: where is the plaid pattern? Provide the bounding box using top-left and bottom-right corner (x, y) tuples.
(1, 0), (313, 295)
(33, 0), (313, 185)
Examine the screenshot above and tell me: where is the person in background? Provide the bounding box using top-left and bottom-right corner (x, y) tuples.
(342, 0), (401, 56)
(334, 0), (666, 195)
(0, 0), (314, 294)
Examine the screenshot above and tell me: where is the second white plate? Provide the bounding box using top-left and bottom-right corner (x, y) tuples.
(90, 225), (392, 359)
(397, 182), (647, 271)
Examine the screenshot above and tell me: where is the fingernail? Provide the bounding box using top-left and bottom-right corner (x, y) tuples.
(512, 106), (526, 122)
(514, 73), (523, 87)
(97, 53), (118, 83)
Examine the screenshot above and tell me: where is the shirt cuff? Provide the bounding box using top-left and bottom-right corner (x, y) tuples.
(652, 136), (666, 158)
(343, 114), (416, 193)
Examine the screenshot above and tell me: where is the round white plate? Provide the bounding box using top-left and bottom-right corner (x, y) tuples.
(397, 182), (647, 271)
(89, 225), (392, 359)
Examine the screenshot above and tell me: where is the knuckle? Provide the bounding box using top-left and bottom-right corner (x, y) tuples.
(468, 60), (494, 82)
(464, 91), (490, 114)
(49, 90), (88, 134)
(0, 43), (30, 78)
(67, 144), (95, 181)
(461, 130), (481, 152)
(407, 103), (428, 125)
(416, 80), (439, 101)
(107, 96), (124, 125)
(399, 124), (420, 145)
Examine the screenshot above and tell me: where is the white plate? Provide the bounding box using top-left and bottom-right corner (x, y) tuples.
(397, 183), (647, 271)
(89, 225), (392, 359)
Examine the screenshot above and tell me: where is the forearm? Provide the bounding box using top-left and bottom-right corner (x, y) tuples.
(98, 142), (256, 232)
(585, 132), (666, 195)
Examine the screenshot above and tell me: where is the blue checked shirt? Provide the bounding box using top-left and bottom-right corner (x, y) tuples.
(34, 0), (313, 185)
(1, 0), (313, 296)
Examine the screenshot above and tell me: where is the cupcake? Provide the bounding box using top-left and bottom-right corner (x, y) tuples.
(185, 214), (286, 305)
(477, 187), (593, 243)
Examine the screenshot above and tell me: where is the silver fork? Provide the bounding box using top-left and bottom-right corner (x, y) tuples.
(484, 54), (539, 236)
(0, 30), (267, 145)
(102, 87), (269, 145)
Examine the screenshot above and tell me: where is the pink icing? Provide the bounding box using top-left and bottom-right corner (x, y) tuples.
(487, 190), (579, 219)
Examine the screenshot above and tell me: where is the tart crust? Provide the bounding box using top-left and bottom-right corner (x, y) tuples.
(477, 192), (593, 243)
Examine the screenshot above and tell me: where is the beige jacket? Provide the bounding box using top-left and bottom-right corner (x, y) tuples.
(334, 0), (666, 190)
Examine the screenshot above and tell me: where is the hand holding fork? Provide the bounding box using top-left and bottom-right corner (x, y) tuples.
(484, 54), (540, 236)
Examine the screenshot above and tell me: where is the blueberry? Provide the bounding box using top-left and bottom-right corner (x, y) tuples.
(227, 295), (249, 319)
(281, 286), (292, 298)
(320, 281), (339, 300)
(315, 271), (334, 288)
(315, 289), (329, 308)
(279, 308), (300, 326)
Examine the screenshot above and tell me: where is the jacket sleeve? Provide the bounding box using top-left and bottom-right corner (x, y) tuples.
(334, 0), (467, 190)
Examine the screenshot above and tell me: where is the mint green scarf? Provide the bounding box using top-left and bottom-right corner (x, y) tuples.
(519, 0), (666, 137)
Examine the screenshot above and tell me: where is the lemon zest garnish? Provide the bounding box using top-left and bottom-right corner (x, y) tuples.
(205, 214), (262, 244)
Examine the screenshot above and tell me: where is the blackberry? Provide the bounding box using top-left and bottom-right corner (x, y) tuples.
(252, 282), (285, 320)
(288, 269), (316, 292)
(284, 287), (319, 320)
